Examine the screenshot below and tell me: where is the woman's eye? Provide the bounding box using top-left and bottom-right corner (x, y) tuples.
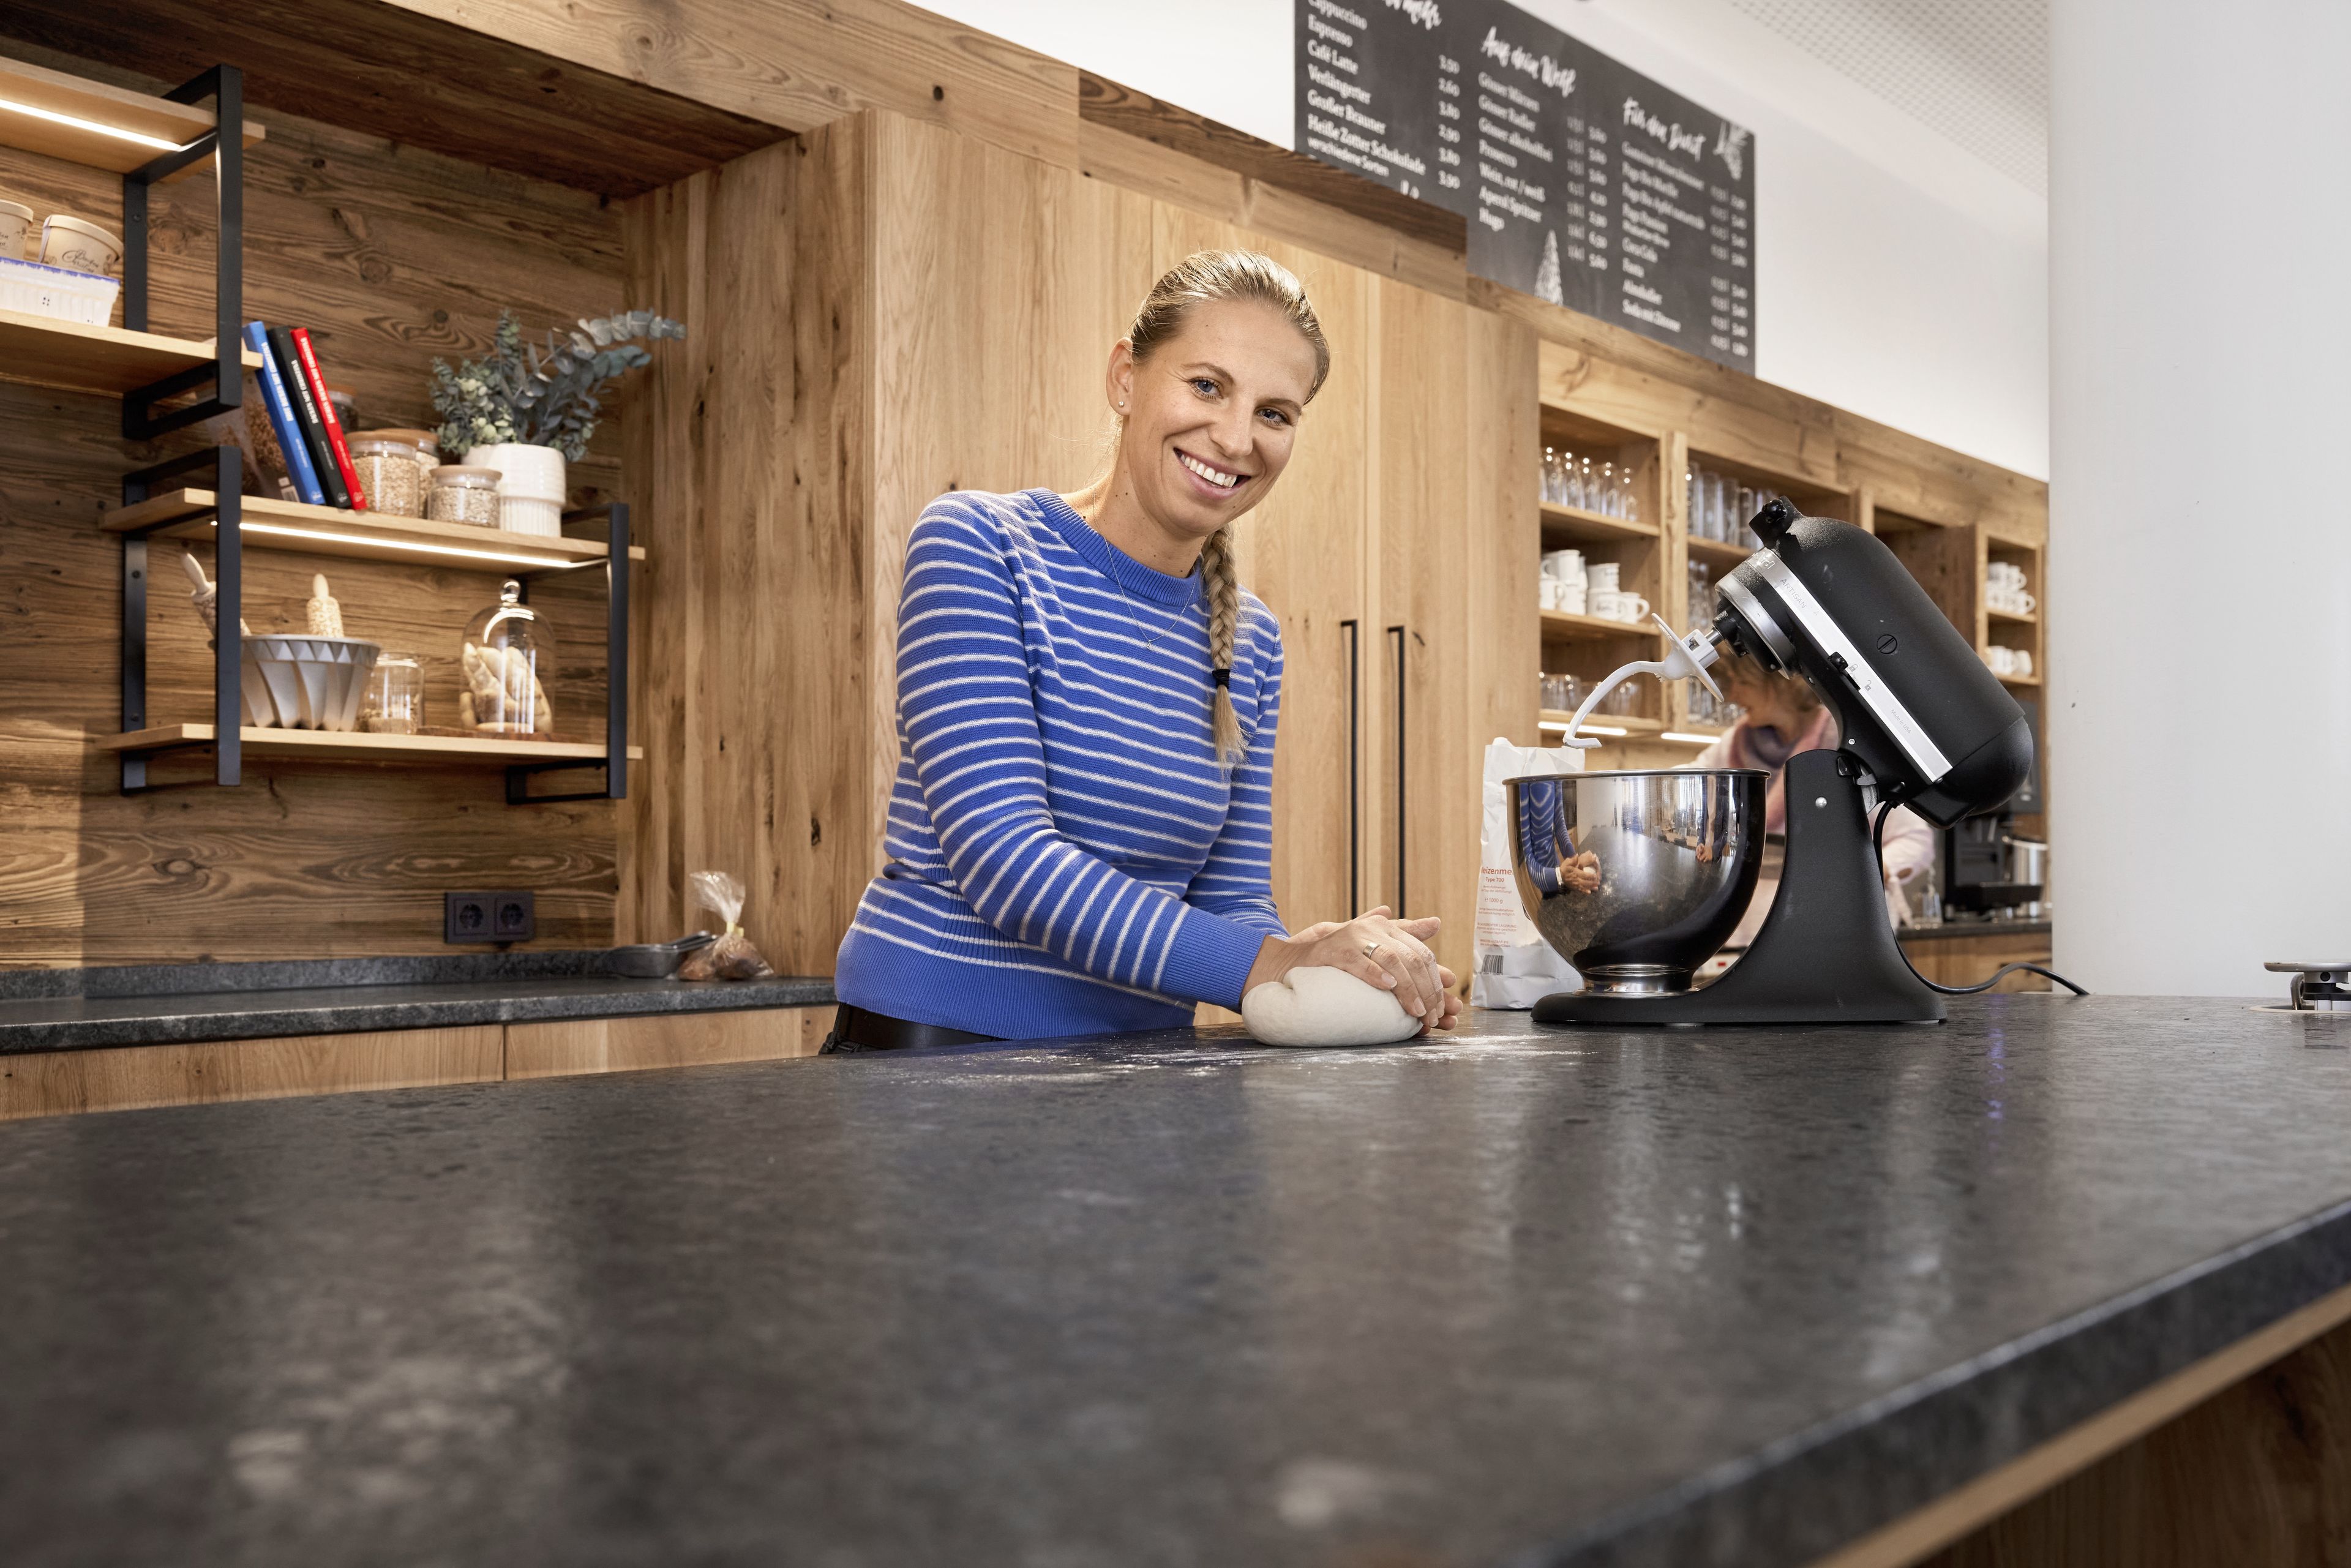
(1258, 407), (1290, 427)
(1191, 377), (1218, 397)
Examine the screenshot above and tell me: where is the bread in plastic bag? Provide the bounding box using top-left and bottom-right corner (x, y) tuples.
(676, 869), (775, 981)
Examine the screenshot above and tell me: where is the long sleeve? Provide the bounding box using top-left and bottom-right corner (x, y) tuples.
(1182, 634), (1287, 938)
(894, 511), (1271, 1009)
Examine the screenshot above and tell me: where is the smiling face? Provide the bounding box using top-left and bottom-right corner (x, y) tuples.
(1106, 298), (1321, 549)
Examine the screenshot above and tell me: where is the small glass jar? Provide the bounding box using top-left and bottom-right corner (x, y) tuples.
(459, 580), (550, 734)
(362, 650), (425, 733)
(368, 429), (441, 495)
(428, 465), (502, 527)
(350, 438), (422, 517)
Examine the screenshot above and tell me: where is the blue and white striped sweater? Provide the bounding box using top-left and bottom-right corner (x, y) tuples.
(833, 489), (1288, 1038)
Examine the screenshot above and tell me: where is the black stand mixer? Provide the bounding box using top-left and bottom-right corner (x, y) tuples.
(1520, 499), (2034, 1026)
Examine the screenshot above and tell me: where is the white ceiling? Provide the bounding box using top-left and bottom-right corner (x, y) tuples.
(1723, 0), (2049, 193)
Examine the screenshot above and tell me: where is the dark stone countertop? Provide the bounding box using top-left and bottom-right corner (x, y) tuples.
(1898, 919), (2053, 944)
(0, 951), (835, 1054)
(3, 996), (2349, 1567)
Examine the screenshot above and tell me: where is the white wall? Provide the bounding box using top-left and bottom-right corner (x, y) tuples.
(924, 0), (2049, 479)
(2047, 0), (2351, 996)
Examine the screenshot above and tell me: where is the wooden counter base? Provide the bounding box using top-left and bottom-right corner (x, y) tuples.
(1819, 1286), (2351, 1568)
(0, 1007), (833, 1121)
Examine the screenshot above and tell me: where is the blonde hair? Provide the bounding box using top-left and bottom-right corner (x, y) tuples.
(1121, 250), (1330, 766)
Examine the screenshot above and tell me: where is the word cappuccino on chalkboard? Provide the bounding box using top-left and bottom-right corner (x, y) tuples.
(1294, 0), (1756, 369)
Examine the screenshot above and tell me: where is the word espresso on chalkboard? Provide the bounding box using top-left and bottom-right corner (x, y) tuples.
(1294, 0), (1755, 369)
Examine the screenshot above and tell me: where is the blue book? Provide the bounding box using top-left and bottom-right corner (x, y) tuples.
(243, 320), (324, 506)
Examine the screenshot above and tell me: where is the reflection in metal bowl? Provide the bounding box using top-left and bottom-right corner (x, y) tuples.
(1506, 769), (1768, 995)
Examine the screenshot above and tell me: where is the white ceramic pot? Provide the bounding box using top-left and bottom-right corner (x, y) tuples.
(463, 441), (566, 537)
(240, 635), (381, 730)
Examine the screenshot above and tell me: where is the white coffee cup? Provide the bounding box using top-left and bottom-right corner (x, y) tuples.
(1587, 562), (1621, 593)
(1539, 579), (1561, 611)
(42, 214), (123, 277)
(1559, 588), (1588, 617)
(1987, 646), (2015, 675)
(0, 200), (31, 260)
(1543, 549), (1584, 581)
(1593, 590), (1649, 623)
(2012, 649), (2033, 678)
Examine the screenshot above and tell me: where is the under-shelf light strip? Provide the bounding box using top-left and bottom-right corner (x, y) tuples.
(1537, 720), (1629, 737)
(220, 520), (598, 571)
(0, 97), (191, 152)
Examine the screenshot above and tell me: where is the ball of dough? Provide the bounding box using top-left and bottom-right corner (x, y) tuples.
(1240, 965), (1422, 1048)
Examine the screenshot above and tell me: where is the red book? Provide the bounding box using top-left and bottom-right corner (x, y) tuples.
(289, 327), (367, 511)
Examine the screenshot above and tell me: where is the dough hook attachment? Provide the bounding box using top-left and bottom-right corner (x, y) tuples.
(1558, 613), (1725, 749)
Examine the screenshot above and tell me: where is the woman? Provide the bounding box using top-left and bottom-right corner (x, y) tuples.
(1693, 651), (1937, 947)
(827, 252), (1463, 1051)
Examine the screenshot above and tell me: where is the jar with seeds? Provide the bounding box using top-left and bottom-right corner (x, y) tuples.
(350, 438), (422, 517)
(427, 465), (501, 527)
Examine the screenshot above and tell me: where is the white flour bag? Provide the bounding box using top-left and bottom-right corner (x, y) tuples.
(1472, 737), (1582, 1008)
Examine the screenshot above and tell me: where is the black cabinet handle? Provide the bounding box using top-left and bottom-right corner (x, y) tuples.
(1388, 623), (1406, 915)
(1342, 618), (1361, 916)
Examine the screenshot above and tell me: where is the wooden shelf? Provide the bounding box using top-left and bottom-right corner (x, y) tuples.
(1987, 606), (2038, 626)
(1998, 672), (2042, 688)
(1540, 501), (1659, 545)
(1540, 710), (1663, 734)
(0, 310), (260, 396)
(0, 54), (265, 178)
(103, 490), (647, 573)
(1541, 608), (1664, 642)
(94, 725), (644, 765)
(1687, 535), (1755, 565)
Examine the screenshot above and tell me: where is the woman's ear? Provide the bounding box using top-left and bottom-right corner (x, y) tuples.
(1105, 339), (1136, 416)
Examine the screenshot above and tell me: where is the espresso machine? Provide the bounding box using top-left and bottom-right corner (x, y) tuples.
(1513, 498), (2034, 1025)
(1940, 696), (2045, 919)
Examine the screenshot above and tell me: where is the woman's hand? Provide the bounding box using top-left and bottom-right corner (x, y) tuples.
(1247, 907), (1461, 1032)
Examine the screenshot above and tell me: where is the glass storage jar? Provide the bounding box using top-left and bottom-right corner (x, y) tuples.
(362, 649), (425, 733)
(459, 580), (552, 735)
(350, 438), (422, 517)
(427, 465), (502, 527)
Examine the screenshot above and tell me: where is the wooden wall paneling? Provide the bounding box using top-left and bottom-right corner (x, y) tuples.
(504, 1007), (831, 1078)
(1374, 276), (1476, 978)
(617, 158), (711, 943)
(0, 3), (783, 197)
(384, 0), (1083, 171)
(1466, 308), (1542, 759)
(1660, 429), (1696, 731)
(0, 1026), (503, 1119)
(0, 96), (632, 966)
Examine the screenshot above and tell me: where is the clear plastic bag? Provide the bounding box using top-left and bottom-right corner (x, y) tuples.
(1472, 737), (1583, 1008)
(675, 870), (775, 981)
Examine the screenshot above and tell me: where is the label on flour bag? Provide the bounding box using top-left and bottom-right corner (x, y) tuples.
(1475, 866), (1523, 948)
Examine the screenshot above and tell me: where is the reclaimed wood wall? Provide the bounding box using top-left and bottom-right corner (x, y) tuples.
(0, 48), (633, 964)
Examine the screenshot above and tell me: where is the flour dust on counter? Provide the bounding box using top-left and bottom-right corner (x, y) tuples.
(1294, 0), (1755, 366)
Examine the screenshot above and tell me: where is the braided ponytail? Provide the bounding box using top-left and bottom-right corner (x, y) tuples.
(1118, 250), (1330, 771)
(1198, 525), (1244, 766)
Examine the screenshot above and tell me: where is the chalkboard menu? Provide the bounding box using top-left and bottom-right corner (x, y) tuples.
(1295, 0), (1755, 368)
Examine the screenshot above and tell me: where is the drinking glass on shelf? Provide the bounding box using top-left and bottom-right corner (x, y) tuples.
(1601, 678), (1640, 717)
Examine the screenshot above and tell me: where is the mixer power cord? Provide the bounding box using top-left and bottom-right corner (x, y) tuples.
(1872, 802), (2089, 996)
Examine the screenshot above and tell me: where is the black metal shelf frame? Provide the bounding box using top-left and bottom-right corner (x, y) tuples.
(117, 64), (243, 790)
(103, 63), (631, 805)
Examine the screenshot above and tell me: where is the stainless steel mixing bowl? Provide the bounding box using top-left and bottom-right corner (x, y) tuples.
(1506, 768), (1768, 994)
